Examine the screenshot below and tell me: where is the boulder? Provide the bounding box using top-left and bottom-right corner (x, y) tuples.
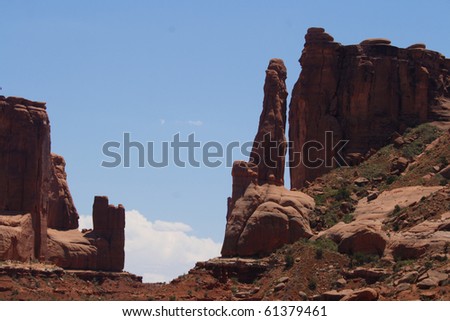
(341, 288), (379, 301)
(222, 183), (314, 257)
(320, 289), (353, 301)
(338, 225), (387, 256)
(393, 136), (406, 148)
(318, 221), (388, 256)
(417, 278), (438, 289)
(396, 283), (411, 292)
(360, 38), (392, 45)
(47, 229), (98, 269)
(407, 43), (426, 50)
(354, 177), (369, 186)
(344, 267), (388, 283)
(439, 165), (450, 179)
(396, 271), (419, 284)
(0, 214), (34, 261)
(391, 157), (409, 173)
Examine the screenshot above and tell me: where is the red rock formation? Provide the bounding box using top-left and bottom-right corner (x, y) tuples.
(48, 153), (79, 230)
(222, 60), (315, 257)
(227, 59), (288, 215)
(0, 95), (125, 271)
(249, 58), (288, 186)
(48, 196), (125, 271)
(92, 196), (125, 271)
(222, 183), (314, 257)
(289, 27), (450, 188)
(0, 214), (34, 261)
(0, 96), (50, 260)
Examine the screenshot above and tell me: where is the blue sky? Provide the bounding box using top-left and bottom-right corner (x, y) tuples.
(1, 0), (449, 281)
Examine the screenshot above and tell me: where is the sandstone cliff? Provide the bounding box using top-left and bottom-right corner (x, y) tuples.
(0, 95), (125, 271)
(222, 28), (450, 258)
(0, 96), (50, 260)
(289, 27), (450, 188)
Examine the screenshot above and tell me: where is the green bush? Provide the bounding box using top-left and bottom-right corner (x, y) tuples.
(308, 278), (317, 290)
(284, 253), (294, 269)
(401, 124), (441, 159)
(386, 175), (397, 185)
(393, 259), (415, 272)
(392, 205), (402, 216)
(315, 248), (323, 260)
(335, 187), (351, 201)
(351, 252), (379, 266)
(305, 238), (338, 253)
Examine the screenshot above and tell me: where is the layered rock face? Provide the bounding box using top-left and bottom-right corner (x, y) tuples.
(0, 95), (125, 271)
(222, 60), (315, 257)
(48, 196), (125, 271)
(289, 28), (450, 188)
(92, 196), (125, 271)
(0, 96), (50, 260)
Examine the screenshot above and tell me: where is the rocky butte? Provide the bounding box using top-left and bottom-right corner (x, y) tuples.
(222, 28), (449, 258)
(0, 96), (125, 271)
(289, 27), (450, 188)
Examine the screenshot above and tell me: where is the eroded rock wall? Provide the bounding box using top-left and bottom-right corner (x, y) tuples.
(289, 28), (450, 188)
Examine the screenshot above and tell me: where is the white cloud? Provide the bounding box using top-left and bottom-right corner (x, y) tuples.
(78, 215), (93, 230)
(153, 220), (192, 232)
(187, 120), (203, 126)
(159, 119), (166, 125)
(78, 210), (221, 283)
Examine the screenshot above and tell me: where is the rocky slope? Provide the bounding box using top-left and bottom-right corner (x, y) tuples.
(218, 28), (450, 300)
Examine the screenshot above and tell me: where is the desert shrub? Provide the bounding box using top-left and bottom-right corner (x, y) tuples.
(424, 260), (433, 270)
(310, 238), (338, 252)
(314, 193), (326, 206)
(386, 175), (397, 185)
(334, 187), (350, 201)
(308, 278), (317, 290)
(392, 205), (402, 216)
(343, 213), (353, 223)
(401, 124), (441, 159)
(315, 248), (323, 260)
(351, 252), (379, 266)
(284, 253), (294, 269)
(393, 259), (415, 272)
